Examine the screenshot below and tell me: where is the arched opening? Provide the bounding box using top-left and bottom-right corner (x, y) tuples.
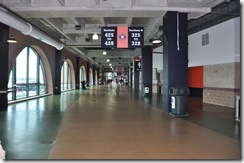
(79, 65), (86, 88)
(61, 59), (75, 91)
(95, 69), (98, 85)
(89, 68), (93, 86)
(8, 46), (47, 101)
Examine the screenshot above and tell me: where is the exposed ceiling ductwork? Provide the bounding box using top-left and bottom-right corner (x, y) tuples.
(0, 6), (64, 50)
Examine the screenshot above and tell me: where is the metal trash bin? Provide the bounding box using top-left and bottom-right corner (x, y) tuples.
(169, 86), (189, 117)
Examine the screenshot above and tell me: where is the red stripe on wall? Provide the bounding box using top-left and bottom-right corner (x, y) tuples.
(188, 66), (203, 88)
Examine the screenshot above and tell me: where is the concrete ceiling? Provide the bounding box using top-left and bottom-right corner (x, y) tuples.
(0, 0), (227, 70)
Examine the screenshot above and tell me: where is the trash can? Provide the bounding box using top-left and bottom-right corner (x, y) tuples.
(82, 81), (86, 89)
(169, 86), (189, 117)
(143, 83), (150, 96)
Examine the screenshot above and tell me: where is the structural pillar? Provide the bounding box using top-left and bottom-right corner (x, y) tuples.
(93, 65), (96, 85)
(141, 46), (153, 96)
(97, 67), (100, 84)
(0, 24), (9, 110)
(133, 62), (139, 91)
(75, 57), (80, 89)
(129, 62), (133, 88)
(162, 12), (188, 113)
(86, 62), (90, 87)
(54, 49), (62, 94)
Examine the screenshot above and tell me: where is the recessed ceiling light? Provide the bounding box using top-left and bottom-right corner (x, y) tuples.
(92, 33), (98, 40)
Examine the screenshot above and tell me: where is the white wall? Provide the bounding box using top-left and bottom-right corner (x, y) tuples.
(188, 17), (240, 67)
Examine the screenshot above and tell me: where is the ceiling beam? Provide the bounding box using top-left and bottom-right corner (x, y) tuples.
(11, 5), (211, 13)
(20, 0), (33, 7)
(43, 18), (74, 42)
(126, 17), (133, 26)
(70, 18), (88, 37)
(100, 17), (107, 26)
(57, 0), (65, 6)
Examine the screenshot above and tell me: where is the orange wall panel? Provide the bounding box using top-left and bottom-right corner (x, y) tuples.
(188, 66), (203, 88)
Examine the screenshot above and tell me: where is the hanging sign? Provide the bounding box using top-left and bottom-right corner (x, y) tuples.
(128, 27), (144, 48)
(101, 27), (117, 48)
(101, 26), (144, 49)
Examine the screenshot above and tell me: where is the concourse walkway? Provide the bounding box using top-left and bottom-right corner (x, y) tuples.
(0, 85), (241, 159)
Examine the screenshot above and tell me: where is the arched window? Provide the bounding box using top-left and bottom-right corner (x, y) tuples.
(61, 60), (72, 91)
(8, 46), (47, 101)
(89, 68), (93, 86)
(79, 67), (84, 88)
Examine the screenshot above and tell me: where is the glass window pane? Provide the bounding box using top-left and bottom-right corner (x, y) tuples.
(39, 64), (46, 94)
(29, 48), (38, 83)
(61, 61), (72, 91)
(16, 48), (27, 84)
(39, 84), (46, 94)
(8, 71), (13, 101)
(16, 48), (27, 99)
(8, 46), (48, 101)
(29, 85), (37, 96)
(16, 85), (27, 99)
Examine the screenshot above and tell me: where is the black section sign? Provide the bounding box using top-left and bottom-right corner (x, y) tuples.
(101, 27), (117, 48)
(134, 61), (142, 71)
(128, 27), (144, 48)
(101, 26), (144, 49)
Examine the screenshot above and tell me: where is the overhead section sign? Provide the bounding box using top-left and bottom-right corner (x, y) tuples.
(101, 27), (117, 48)
(128, 27), (144, 48)
(101, 26), (144, 49)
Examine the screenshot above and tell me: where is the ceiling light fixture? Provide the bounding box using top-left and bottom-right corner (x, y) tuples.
(92, 33), (98, 40)
(7, 35), (17, 43)
(107, 59), (110, 62)
(103, 51), (107, 55)
(152, 39), (161, 44)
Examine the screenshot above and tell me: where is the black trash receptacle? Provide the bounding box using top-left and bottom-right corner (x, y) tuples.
(82, 81), (86, 89)
(169, 86), (189, 117)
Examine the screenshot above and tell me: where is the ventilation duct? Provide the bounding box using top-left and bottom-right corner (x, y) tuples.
(0, 7), (64, 50)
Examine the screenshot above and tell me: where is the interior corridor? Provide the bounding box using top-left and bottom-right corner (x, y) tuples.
(0, 85), (241, 159)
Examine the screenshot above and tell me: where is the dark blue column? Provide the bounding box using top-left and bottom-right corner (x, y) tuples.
(162, 12), (188, 113)
(0, 24), (9, 110)
(54, 49), (61, 95)
(97, 67), (100, 83)
(86, 62), (90, 87)
(134, 62), (139, 91)
(75, 57), (80, 89)
(93, 65), (96, 85)
(129, 62), (133, 88)
(141, 46), (153, 96)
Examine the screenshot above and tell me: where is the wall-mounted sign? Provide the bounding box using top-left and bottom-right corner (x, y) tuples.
(134, 60), (142, 71)
(101, 26), (144, 49)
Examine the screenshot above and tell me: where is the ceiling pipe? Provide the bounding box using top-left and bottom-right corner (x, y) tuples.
(0, 7), (64, 50)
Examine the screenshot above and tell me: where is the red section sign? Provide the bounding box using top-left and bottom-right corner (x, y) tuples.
(117, 26), (128, 48)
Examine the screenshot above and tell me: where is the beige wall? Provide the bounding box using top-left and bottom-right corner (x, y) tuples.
(203, 62), (240, 108)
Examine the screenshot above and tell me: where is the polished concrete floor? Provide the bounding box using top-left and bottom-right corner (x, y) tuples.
(0, 84), (241, 160)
